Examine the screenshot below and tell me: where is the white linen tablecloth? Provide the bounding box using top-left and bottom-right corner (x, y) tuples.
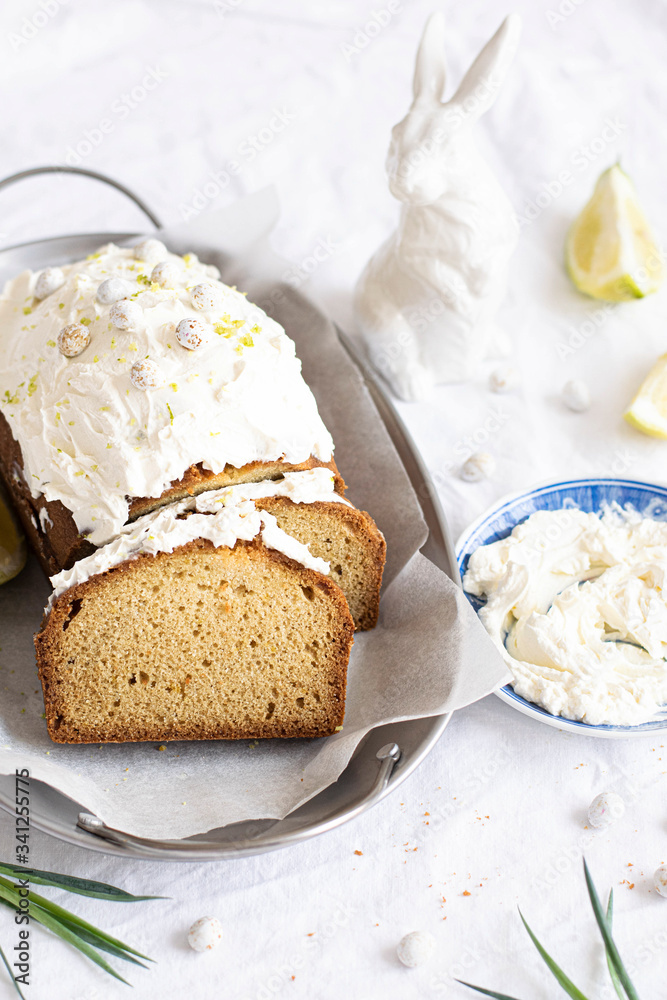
(0, 1), (666, 997)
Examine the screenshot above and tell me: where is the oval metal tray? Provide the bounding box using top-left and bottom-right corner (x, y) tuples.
(0, 170), (459, 860)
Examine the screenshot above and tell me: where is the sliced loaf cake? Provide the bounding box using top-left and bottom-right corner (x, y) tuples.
(0, 240), (386, 744)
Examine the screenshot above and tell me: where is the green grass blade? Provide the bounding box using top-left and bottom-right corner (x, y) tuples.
(25, 901), (131, 986)
(583, 861), (640, 1000)
(456, 981), (525, 1000)
(519, 910), (590, 1000)
(0, 880), (152, 964)
(28, 894), (152, 963)
(0, 879), (21, 908)
(52, 915), (149, 968)
(0, 862), (165, 902)
(0, 943), (27, 1000)
(0, 878), (130, 986)
(606, 891), (625, 1000)
(0, 888), (144, 965)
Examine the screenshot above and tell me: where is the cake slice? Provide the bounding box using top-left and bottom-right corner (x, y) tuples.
(36, 538), (353, 744)
(34, 469), (384, 743)
(45, 469), (385, 631)
(255, 496), (384, 630)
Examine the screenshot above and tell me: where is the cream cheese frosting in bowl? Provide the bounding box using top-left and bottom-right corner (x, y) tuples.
(457, 478), (667, 736)
(0, 241), (334, 547)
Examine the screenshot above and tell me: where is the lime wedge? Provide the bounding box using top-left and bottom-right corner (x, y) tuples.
(0, 488), (26, 584)
(625, 354), (667, 437)
(565, 165), (663, 302)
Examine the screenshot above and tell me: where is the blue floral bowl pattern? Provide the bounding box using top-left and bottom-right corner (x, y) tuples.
(456, 478), (667, 738)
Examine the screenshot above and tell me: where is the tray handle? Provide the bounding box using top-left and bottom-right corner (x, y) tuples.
(0, 165), (162, 232)
(76, 742), (401, 856)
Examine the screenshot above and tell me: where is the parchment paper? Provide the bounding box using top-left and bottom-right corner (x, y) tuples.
(0, 192), (509, 839)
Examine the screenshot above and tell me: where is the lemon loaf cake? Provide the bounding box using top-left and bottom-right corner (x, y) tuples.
(36, 471), (363, 742)
(0, 240), (386, 744)
(0, 240), (340, 574)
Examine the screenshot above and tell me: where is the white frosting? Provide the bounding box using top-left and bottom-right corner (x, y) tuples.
(50, 469), (348, 600)
(463, 505), (667, 726)
(0, 243), (333, 546)
(38, 508), (53, 532)
(194, 467), (351, 512)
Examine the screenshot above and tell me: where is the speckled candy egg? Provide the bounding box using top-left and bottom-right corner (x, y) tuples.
(151, 261), (181, 288)
(110, 299), (143, 331)
(97, 277), (132, 305)
(489, 365), (519, 393)
(57, 323), (90, 358)
(461, 452), (496, 482)
(587, 791), (625, 828)
(176, 317), (211, 351)
(653, 866), (667, 898)
(130, 359), (165, 391)
(187, 916), (223, 953)
(133, 239), (167, 265)
(562, 379), (591, 412)
(35, 267), (65, 300)
(191, 283), (222, 311)
(396, 931), (435, 968)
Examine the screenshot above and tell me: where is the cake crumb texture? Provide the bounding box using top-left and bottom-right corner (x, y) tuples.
(258, 497), (385, 630)
(35, 539), (354, 744)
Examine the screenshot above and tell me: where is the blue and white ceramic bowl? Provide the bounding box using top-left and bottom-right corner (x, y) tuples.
(456, 478), (667, 739)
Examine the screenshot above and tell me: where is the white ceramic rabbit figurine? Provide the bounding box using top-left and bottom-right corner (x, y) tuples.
(354, 12), (521, 401)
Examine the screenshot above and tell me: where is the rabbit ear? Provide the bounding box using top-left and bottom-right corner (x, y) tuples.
(412, 11), (447, 106)
(448, 14), (521, 122)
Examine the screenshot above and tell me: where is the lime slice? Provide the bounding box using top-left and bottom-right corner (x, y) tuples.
(0, 488), (26, 584)
(625, 353), (667, 437)
(565, 164), (663, 302)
